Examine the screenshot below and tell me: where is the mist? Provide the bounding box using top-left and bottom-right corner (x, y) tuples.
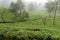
(0, 0), (47, 9)
(0, 0), (16, 7)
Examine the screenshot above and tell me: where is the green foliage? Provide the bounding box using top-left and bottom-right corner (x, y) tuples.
(2, 10), (15, 22)
(14, 10), (29, 22)
(0, 11), (60, 40)
(0, 7), (15, 22)
(0, 24), (60, 40)
(0, 7), (29, 22)
(0, 7), (60, 40)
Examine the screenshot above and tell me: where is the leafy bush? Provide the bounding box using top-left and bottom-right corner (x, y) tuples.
(0, 7), (29, 23)
(14, 10), (29, 22)
(0, 27), (59, 40)
(0, 7), (15, 23)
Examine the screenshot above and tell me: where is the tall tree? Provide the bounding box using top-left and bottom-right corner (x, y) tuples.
(45, 0), (59, 25)
(53, 0), (59, 25)
(10, 0), (29, 22)
(45, 1), (55, 18)
(10, 0), (24, 21)
(10, 0), (24, 13)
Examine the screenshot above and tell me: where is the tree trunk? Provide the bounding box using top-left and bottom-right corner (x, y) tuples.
(53, 0), (58, 25)
(49, 12), (51, 18)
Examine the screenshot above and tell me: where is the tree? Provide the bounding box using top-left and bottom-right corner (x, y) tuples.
(10, 0), (24, 12)
(45, 0), (59, 25)
(45, 1), (55, 18)
(10, 0), (29, 22)
(10, 0), (24, 16)
(16, 0), (24, 11)
(53, 0), (58, 25)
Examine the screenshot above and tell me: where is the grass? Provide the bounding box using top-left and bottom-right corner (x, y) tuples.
(0, 11), (60, 40)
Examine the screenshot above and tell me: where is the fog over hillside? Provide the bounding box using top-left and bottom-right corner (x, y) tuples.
(0, 0), (47, 9)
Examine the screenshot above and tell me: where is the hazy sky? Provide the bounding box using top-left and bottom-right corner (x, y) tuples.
(0, 0), (48, 7)
(24, 0), (47, 3)
(0, 0), (48, 4)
